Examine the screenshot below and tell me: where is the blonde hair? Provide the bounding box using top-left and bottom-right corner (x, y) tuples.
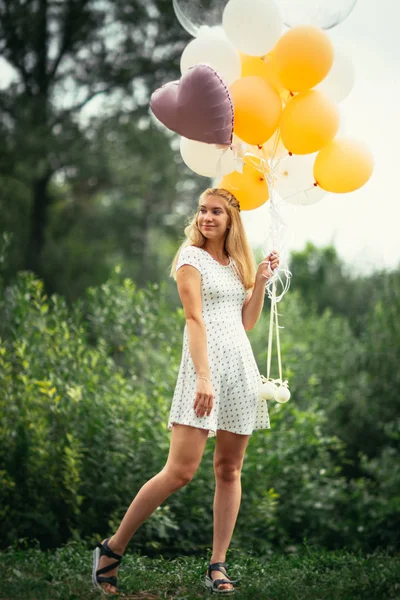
(170, 188), (256, 290)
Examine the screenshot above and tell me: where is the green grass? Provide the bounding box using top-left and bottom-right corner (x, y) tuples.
(1, 542), (400, 600)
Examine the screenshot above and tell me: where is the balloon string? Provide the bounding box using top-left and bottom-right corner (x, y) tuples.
(266, 280), (283, 382)
(230, 142), (292, 293)
(230, 136), (290, 383)
(269, 128), (281, 162)
(263, 145), (288, 383)
(274, 288), (283, 381)
(266, 279), (275, 380)
(265, 279), (286, 384)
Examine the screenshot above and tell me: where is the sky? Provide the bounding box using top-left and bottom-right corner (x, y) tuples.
(241, 0), (400, 274)
(0, 0), (398, 275)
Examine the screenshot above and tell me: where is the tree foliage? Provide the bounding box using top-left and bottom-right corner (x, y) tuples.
(0, 0), (193, 285)
(41, 116), (204, 300)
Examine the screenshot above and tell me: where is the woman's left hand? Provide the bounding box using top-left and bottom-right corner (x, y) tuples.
(256, 250), (280, 283)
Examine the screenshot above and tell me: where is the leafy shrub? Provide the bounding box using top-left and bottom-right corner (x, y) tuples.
(0, 268), (399, 556)
(0, 270), (182, 549)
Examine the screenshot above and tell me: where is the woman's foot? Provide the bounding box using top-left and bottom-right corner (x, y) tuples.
(206, 562), (237, 594)
(210, 567), (234, 592)
(93, 538), (124, 594)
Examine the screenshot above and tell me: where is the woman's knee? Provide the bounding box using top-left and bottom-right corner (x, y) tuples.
(163, 465), (197, 490)
(214, 461), (242, 483)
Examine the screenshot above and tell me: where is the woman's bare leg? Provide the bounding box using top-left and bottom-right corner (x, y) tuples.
(209, 429), (250, 591)
(98, 424), (209, 593)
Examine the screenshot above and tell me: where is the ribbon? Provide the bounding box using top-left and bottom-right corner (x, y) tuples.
(265, 279), (286, 384)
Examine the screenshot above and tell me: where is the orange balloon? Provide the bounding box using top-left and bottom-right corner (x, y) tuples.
(313, 137), (374, 193)
(280, 90), (339, 155)
(230, 76), (282, 146)
(274, 26), (334, 93)
(240, 53), (286, 95)
(219, 158), (269, 211)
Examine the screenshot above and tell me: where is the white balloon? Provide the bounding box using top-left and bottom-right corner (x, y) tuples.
(197, 25), (228, 39)
(276, 0), (358, 30)
(274, 385), (291, 403)
(180, 137), (238, 178)
(173, 0), (226, 38)
(316, 48), (355, 103)
(284, 186), (327, 206)
(180, 34), (241, 86)
(274, 154), (327, 206)
(260, 380), (277, 400)
(223, 0), (283, 56)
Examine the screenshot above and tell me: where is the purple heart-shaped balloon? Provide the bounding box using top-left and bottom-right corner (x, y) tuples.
(150, 64), (234, 146)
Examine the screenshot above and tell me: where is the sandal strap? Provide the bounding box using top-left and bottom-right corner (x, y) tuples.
(96, 575), (118, 588)
(208, 561), (228, 575)
(211, 576), (240, 586)
(207, 562), (240, 584)
(96, 560), (121, 576)
(97, 538), (123, 562)
(213, 578), (233, 588)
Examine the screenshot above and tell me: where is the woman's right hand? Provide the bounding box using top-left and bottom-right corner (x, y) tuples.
(193, 377), (214, 418)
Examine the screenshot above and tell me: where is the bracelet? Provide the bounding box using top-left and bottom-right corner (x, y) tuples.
(197, 375), (211, 382)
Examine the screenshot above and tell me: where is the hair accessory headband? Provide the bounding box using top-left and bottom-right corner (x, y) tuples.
(209, 189), (241, 212)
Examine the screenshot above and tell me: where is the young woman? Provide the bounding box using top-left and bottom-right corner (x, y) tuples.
(92, 187), (279, 595)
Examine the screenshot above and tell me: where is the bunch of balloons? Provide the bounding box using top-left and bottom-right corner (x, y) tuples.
(150, 0), (374, 210)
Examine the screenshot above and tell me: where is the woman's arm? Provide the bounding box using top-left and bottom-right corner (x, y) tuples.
(176, 264), (214, 417)
(242, 251), (280, 331)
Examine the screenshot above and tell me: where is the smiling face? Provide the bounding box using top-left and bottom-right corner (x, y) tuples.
(197, 194), (230, 241)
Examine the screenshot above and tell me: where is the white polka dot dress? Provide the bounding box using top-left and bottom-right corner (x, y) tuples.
(168, 246), (270, 438)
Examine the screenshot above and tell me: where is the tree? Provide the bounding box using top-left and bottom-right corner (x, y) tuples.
(289, 242), (396, 332)
(289, 243), (348, 314)
(0, 0), (188, 281)
(42, 115), (204, 300)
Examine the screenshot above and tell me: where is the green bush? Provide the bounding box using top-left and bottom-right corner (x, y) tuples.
(0, 268), (399, 555)
(0, 270), (182, 549)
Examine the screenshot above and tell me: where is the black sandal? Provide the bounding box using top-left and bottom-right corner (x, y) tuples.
(205, 561), (240, 595)
(92, 538), (123, 593)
